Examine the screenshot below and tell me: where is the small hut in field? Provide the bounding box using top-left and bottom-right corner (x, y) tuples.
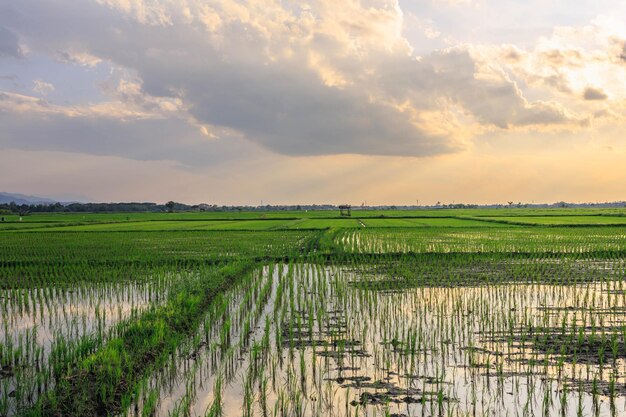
(339, 204), (352, 217)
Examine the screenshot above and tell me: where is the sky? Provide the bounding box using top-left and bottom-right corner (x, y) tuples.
(0, 0), (625, 205)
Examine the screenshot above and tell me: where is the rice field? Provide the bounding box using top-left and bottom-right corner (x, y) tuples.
(476, 216), (626, 226)
(359, 218), (507, 228)
(2, 209), (626, 416)
(337, 227), (626, 254)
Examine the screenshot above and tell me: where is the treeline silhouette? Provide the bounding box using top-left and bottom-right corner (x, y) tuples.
(0, 201), (338, 214)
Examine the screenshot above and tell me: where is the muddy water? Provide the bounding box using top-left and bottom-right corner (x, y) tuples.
(129, 264), (626, 417)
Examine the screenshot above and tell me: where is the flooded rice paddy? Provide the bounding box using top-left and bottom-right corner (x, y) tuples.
(338, 229), (626, 254)
(0, 275), (176, 415)
(120, 263), (626, 417)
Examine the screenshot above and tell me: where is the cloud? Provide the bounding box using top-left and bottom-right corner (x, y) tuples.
(0, 0), (620, 166)
(32, 79), (54, 96)
(431, 49), (575, 129)
(583, 86), (608, 100)
(1, 0), (460, 158)
(55, 50), (102, 67)
(0, 26), (21, 58)
(473, 17), (626, 129)
(1, 1), (626, 204)
(0, 91), (250, 167)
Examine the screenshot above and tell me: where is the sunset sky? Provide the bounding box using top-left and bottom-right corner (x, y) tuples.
(1, 0), (625, 205)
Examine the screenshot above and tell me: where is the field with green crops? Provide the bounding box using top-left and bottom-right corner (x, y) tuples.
(2, 209), (626, 416)
(478, 216), (626, 226)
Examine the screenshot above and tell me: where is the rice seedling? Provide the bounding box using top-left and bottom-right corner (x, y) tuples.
(2, 212), (626, 416)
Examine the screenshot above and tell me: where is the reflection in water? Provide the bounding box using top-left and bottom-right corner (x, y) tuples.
(130, 263), (626, 417)
(0, 275), (174, 415)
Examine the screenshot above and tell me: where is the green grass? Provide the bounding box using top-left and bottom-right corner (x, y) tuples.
(195, 219), (293, 230)
(478, 215), (626, 226)
(4, 206), (626, 224)
(0, 230), (317, 261)
(33, 219), (297, 231)
(0, 222), (70, 231)
(287, 218), (361, 229)
(359, 217), (507, 227)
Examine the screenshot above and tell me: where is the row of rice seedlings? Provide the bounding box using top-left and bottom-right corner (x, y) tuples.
(0, 227), (322, 416)
(127, 264), (284, 416)
(144, 255), (626, 416)
(0, 231), (320, 278)
(340, 251), (626, 289)
(6, 226), (626, 416)
(121, 261), (437, 416)
(342, 254), (626, 416)
(127, 263), (293, 416)
(337, 228), (626, 255)
(0, 269), (178, 416)
(0, 261), (178, 290)
(7, 262), (255, 417)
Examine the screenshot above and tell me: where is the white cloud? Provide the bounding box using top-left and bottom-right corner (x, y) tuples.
(32, 79), (54, 96)
(487, 17), (626, 103)
(0, 0), (622, 171)
(55, 50), (103, 67)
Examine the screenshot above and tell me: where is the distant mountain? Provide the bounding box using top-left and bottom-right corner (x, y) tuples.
(0, 192), (57, 205)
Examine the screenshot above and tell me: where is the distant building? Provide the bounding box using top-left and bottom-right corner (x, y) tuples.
(338, 205), (351, 217)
